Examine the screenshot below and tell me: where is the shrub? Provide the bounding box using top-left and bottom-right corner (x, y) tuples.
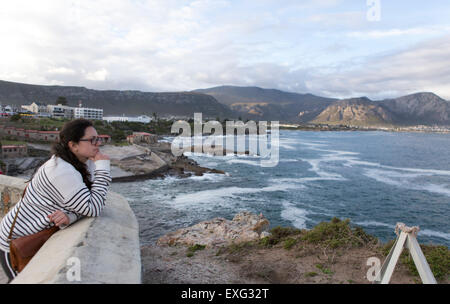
(283, 238), (297, 250)
(382, 239), (449, 282)
(187, 244), (206, 253)
(260, 226), (302, 248)
(301, 217), (377, 249)
(401, 244), (450, 281)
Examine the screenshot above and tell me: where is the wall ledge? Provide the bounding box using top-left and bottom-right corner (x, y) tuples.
(0, 175), (141, 284)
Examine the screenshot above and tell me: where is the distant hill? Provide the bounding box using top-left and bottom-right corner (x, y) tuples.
(380, 92), (450, 125)
(196, 86), (450, 126)
(0, 80), (234, 118)
(312, 93), (450, 126)
(193, 86), (337, 122)
(311, 97), (395, 126)
(1, 80), (449, 126)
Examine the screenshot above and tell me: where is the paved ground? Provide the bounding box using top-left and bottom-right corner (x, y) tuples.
(0, 268), (9, 284)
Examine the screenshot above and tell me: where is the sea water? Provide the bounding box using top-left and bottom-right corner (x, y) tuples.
(111, 130), (450, 247)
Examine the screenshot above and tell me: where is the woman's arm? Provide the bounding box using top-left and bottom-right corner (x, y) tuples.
(63, 160), (111, 217)
(52, 154), (112, 219)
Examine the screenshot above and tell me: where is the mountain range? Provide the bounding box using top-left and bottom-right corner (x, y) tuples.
(1, 80), (450, 126)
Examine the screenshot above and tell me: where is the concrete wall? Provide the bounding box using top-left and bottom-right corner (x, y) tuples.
(0, 175), (141, 284)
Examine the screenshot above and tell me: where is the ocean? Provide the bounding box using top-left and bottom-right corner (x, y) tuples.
(111, 130), (450, 247)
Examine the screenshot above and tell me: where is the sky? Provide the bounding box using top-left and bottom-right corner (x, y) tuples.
(1, 0), (450, 100)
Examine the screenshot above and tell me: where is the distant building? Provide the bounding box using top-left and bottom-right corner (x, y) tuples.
(0, 125), (113, 144)
(103, 115), (152, 123)
(1, 145), (28, 158)
(21, 102), (48, 114)
(74, 107), (103, 120)
(3, 106), (15, 116)
(98, 135), (111, 145)
(127, 132), (158, 144)
(47, 104), (74, 119)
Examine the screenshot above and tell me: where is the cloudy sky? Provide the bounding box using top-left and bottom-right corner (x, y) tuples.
(1, 0), (450, 100)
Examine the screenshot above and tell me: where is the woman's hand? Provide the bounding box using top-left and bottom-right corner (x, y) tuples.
(48, 210), (70, 227)
(90, 151), (110, 162)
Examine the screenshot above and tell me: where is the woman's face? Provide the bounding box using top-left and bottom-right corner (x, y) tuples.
(69, 126), (101, 163)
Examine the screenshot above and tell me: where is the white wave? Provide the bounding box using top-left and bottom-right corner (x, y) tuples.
(188, 173), (226, 182)
(383, 165), (450, 176)
(278, 143), (296, 150)
(420, 184), (450, 197)
(227, 159), (261, 166)
(300, 141), (327, 147)
(202, 161), (219, 167)
(354, 221), (450, 241)
(364, 168), (450, 197)
(419, 229), (450, 241)
(279, 158), (300, 162)
(170, 182), (303, 208)
(302, 158), (346, 181)
(354, 221), (395, 229)
(280, 201), (310, 229)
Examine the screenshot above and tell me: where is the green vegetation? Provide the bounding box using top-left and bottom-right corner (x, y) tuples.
(259, 226), (302, 248)
(300, 217), (377, 249)
(305, 272), (318, 277)
(283, 238), (297, 250)
(186, 244), (206, 257)
(10, 113), (21, 121)
(381, 240), (450, 281)
(0, 140), (27, 145)
(315, 263), (334, 275)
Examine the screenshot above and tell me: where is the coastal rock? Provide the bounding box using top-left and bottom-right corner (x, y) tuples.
(157, 211), (270, 248)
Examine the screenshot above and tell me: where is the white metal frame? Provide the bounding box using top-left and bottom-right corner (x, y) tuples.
(374, 226), (437, 284)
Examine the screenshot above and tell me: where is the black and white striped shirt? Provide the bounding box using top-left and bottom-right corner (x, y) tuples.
(0, 155), (111, 252)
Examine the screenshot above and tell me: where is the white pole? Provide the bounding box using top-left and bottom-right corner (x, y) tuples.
(405, 235), (437, 284)
(380, 231), (408, 284)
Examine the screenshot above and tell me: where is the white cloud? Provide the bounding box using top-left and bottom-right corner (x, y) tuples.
(302, 35), (450, 100)
(0, 0), (449, 101)
(348, 26), (450, 39)
(85, 69), (109, 81)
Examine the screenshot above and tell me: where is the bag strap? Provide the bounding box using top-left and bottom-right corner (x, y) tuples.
(7, 185), (28, 242)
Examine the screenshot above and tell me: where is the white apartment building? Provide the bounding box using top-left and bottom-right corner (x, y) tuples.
(103, 115), (151, 123)
(47, 104), (74, 119)
(74, 107), (103, 120)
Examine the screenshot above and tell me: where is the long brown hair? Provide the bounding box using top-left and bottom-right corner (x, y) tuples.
(51, 118), (94, 189)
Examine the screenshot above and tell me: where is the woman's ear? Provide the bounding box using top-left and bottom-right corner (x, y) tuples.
(68, 141), (78, 153)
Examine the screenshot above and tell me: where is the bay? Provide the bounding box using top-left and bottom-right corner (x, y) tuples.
(111, 130), (450, 247)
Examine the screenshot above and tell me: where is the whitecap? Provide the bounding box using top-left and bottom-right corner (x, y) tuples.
(188, 173), (226, 182)
(279, 159), (300, 162)
(280, 201), (310, 229)
(170, 183), (302, 208)
(227, 159), (261, 166)
(419, 229), (450, 241)
(354, 221), (395, 229)
(363, 168), (450, 197)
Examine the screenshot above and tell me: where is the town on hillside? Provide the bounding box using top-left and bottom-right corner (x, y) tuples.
(0, 99), (224, 179)
(0, 99), (162, 175)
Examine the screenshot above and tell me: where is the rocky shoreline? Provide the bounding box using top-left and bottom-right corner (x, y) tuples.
(3, 140), (227, 182)
(102, 141), (227, 182)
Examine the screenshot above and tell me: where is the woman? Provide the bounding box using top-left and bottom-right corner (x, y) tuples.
(0, 118), (111, 282)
